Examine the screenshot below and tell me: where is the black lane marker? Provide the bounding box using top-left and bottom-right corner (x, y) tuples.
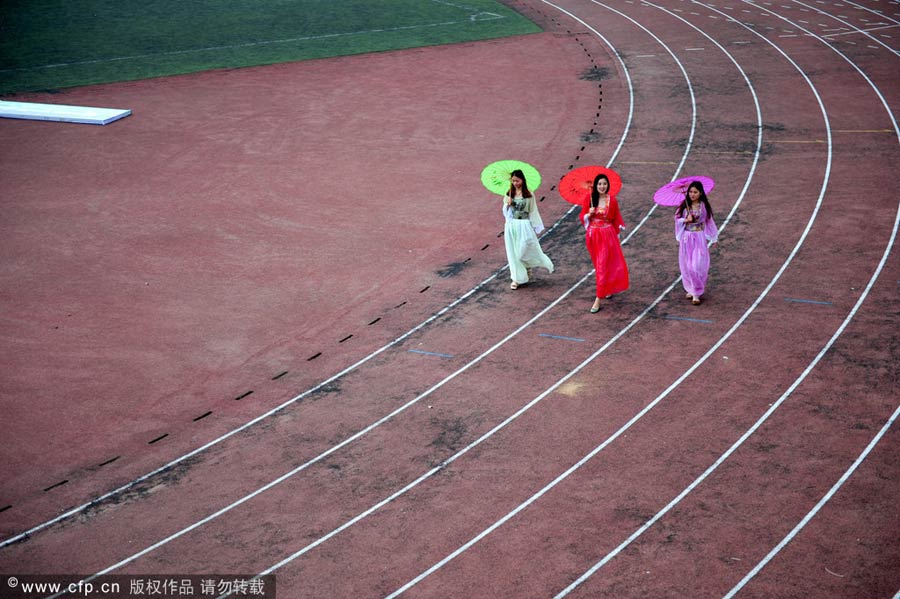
(148, 434), (168, 445)
(394, 301), (407, 308)
(234, 391), (253, 401)
(193, 411), (212, 422)
(307, 352), (321, 361)
(98, 456), (120, 467)
(368, 318), (381, 325)
(271, 371), (288, 380)
(43, 480), (68, 492)
(419, 286), (430, 293)
(0, 505), (11, 514)
(339, 334), (353, 343)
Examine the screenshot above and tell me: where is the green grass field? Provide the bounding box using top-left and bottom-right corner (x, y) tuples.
(0, 0), (540, 95)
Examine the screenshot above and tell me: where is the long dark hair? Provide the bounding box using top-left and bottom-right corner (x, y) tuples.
(590, 173), (610, 208)
(507, 169), (533, 198)
(676, 181), (713, 219)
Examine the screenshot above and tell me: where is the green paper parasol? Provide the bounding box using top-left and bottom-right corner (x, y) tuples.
(480, 160), (541, 196)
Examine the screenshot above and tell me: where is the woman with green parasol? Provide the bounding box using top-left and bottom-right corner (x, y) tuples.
(501, 168), (554, 289)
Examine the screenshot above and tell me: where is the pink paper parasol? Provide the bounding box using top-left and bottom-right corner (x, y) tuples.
(653, 176), (715, 206)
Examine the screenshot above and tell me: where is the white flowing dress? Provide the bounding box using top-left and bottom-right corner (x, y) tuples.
(503, 195), (554, 284)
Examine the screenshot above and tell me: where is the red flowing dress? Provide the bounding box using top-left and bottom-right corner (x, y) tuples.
(579, 195), (629, 298)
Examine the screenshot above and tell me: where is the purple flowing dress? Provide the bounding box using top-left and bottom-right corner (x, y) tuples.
(675, 203), (718, 298)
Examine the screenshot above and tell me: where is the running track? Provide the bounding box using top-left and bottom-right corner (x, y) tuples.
(0, 0), (898, 597)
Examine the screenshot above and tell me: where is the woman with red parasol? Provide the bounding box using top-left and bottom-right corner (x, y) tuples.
(673, 179), (718, 304)
(576, 169), (629, 312)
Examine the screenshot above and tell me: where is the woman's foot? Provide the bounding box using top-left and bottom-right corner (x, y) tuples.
(590, 298), (602, 313)
(692, 296), (702, 305)
(685, 292), (693, 300)
(510, 281), (519, 290)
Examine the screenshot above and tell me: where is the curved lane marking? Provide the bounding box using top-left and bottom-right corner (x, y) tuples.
(787, 0), (900, 55)
(41, 1), (685, 590)
(721, 0), (900, 592)
(58, 0), (703, 590)
(0, 24), (637, 549)
(386, 0), (778, 594)
(557, 0), (899, 595)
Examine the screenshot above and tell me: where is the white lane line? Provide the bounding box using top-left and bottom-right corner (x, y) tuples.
(40, 1), (643, 589)
(387, 0), (773, 594)
(720, 2), (900, 593)
(0, 237), (516, 548)
(558, 0), (900, 594)
(725, 405), (900, 596)
(840, 0), (900, 26)
(53, 265), (597, 599)
(218, 0), (721, 589)
(822, 22), (900, 35)
(0, 17), (626, 548)
(609, 0), (699, 243)
(788, 0), (900, 55)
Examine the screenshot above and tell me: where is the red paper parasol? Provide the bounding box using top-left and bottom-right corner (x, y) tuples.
(653, 175), (715, 207)
(559, 166), (623, 205)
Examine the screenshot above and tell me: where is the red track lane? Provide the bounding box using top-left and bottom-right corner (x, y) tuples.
(0, 32), (600, 537)
(285, 115), (831, 597)
(1, 0), (897, 597)
(0, 15), (627, 569)
(3, 0), (764, 586)
(380, 3), (900, 598)
(0, 0), (651, 576)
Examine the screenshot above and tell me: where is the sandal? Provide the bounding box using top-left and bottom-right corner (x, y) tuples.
(590, 298), (602, 313)
(692, 297), (702, 305)
(510, 281), (519, 290)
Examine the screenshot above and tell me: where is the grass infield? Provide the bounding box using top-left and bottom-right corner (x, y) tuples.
(0, 0), (540, 96)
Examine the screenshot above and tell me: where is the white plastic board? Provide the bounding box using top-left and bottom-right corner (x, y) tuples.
(0, 100), (131, 125)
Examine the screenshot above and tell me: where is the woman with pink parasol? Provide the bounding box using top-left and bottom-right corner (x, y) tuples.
(576, 170), (629, 312)
(673, 180), (718, 305)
